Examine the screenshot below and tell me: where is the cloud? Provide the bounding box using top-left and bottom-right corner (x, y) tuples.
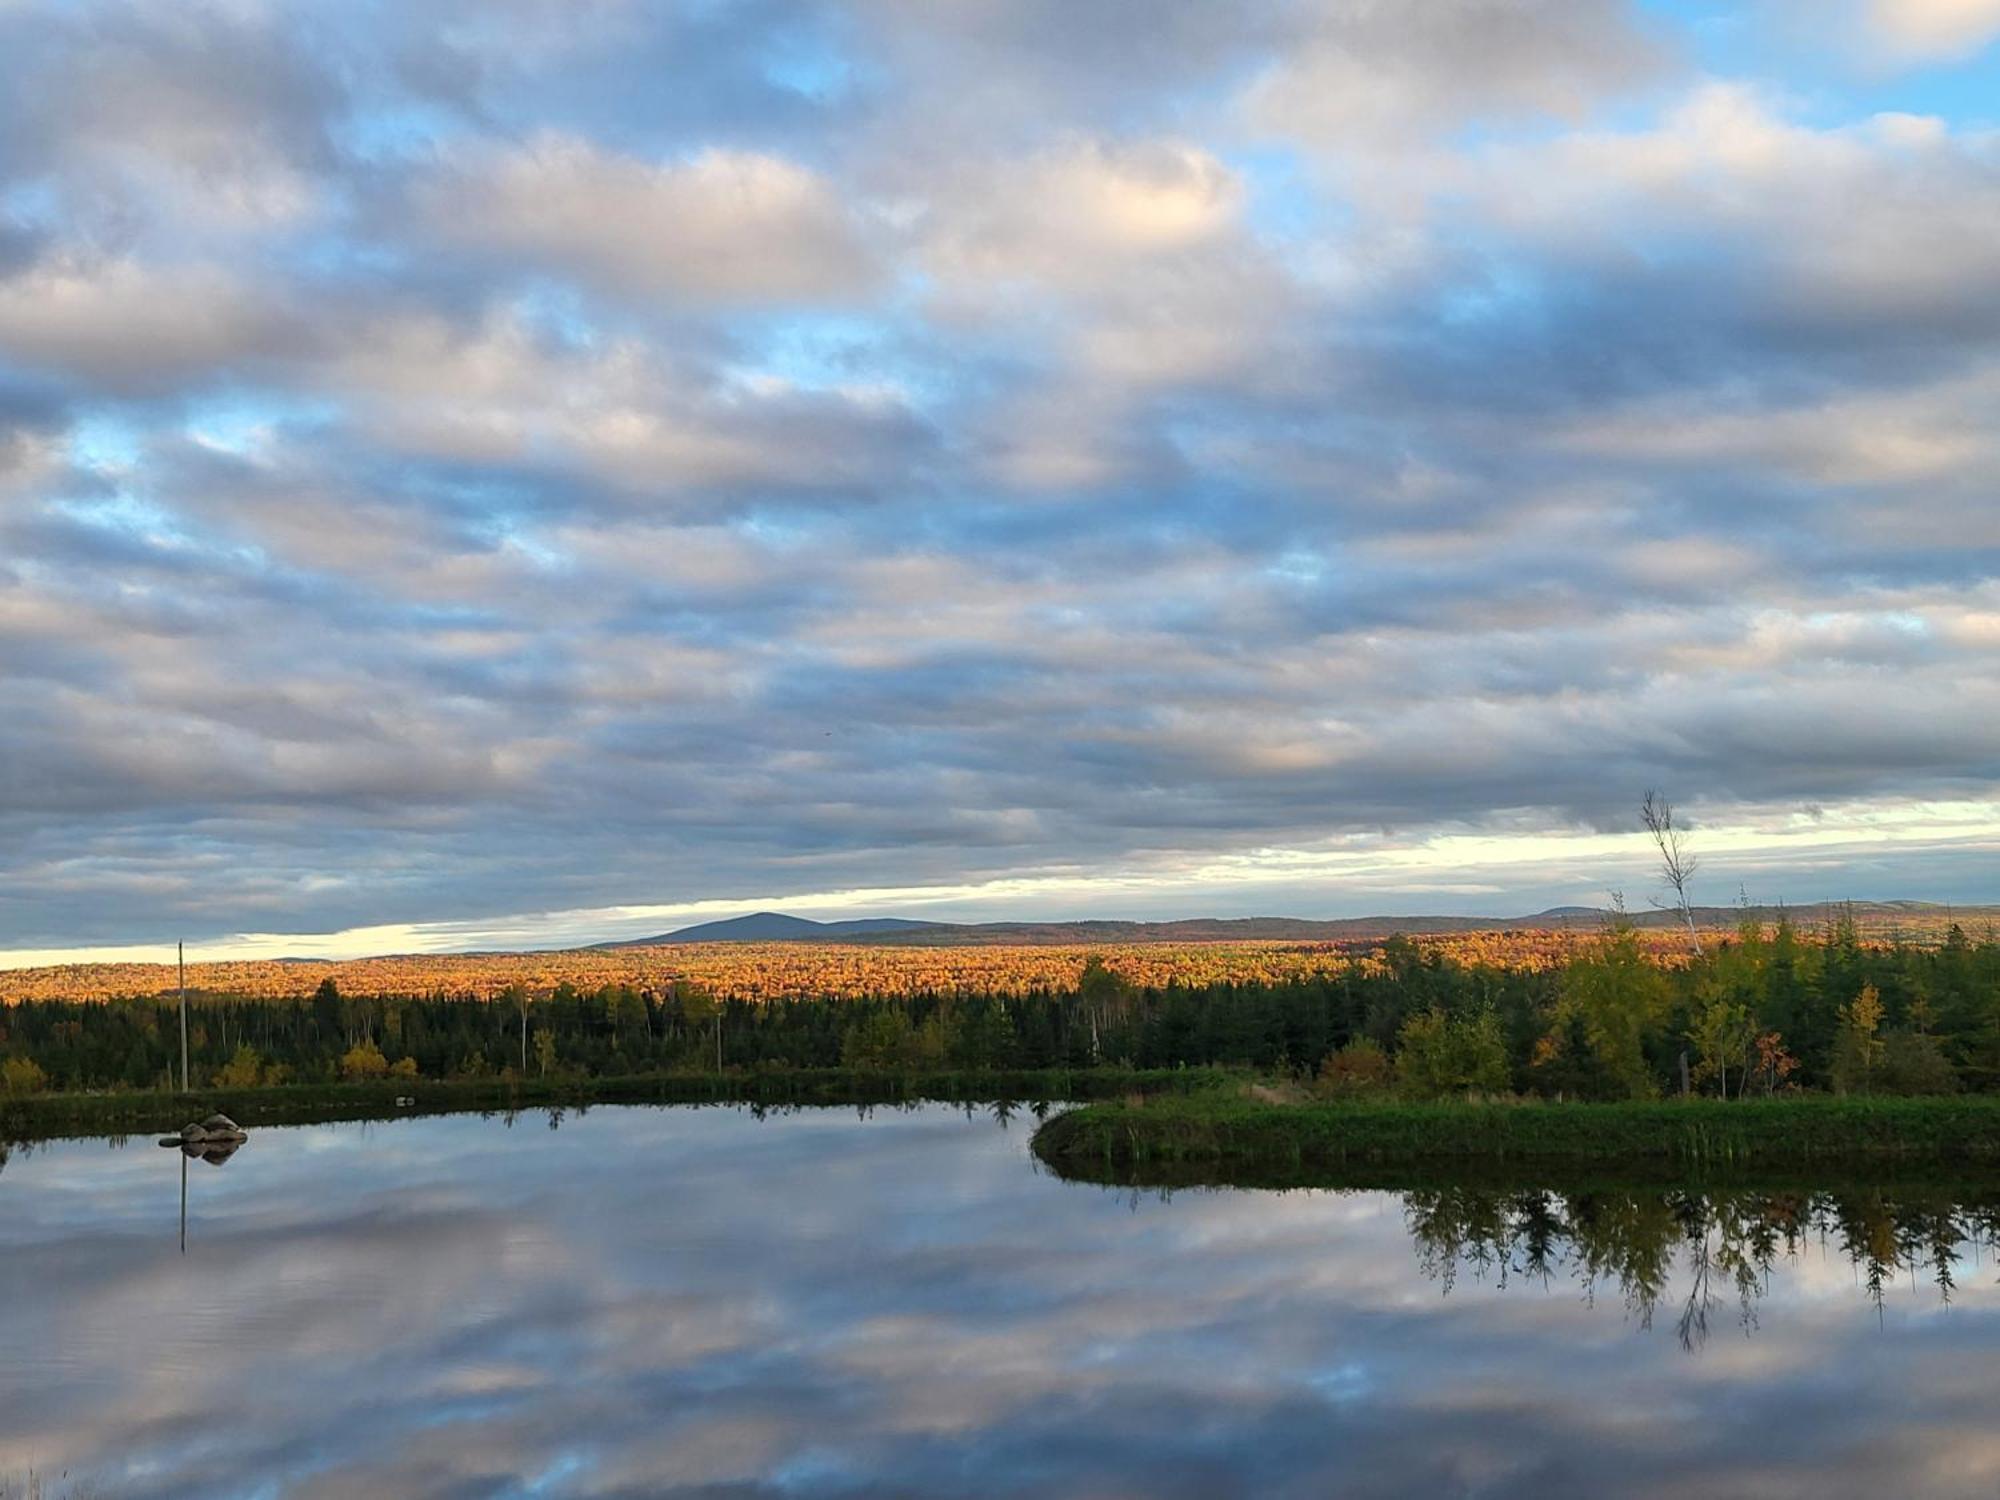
(1555, 364), (2000, 488)
(1455, 85), (2000, 349)
(0, 1), (340, 234)
(416, 134), (881, 304)
(1246, 0), (1667, 148)
(1866, 0), (2000, 59)
(923, 140), (1246, 291)
(315, 308), (933, 510)
(0, 254), (306, 393)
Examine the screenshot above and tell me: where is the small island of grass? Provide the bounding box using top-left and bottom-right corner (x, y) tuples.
(1030, 1086), (2000, 1184)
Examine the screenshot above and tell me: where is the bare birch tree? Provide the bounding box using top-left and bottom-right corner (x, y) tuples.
(1641, 789), (1703, 956)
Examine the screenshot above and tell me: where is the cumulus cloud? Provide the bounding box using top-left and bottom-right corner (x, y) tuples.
(320, 309), (932, 508)
(1866, 0), (2000, 58)
(1458, 85), (2000, 345)
(0, 1), (340, 234)
(923, 141), (1246, 291)
(416, 135), (880, 304)
(1247, 0), (1666, 148)
(0, 254), (306, 392)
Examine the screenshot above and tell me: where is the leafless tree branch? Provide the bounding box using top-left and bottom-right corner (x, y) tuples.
(1642, 789), (1703, 957)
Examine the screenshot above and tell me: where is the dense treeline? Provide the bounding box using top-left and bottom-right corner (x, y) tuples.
(1, 911), (1996, 1100)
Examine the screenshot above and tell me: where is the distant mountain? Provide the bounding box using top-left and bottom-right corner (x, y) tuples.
(828, 915), (1552, 946)
(600, 900), (1990, 948)
(889, 903), (1974, 946)
(606, 912), (940, 945)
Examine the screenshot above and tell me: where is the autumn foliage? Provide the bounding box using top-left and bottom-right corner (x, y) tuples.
(1, 928), (1734, 1008)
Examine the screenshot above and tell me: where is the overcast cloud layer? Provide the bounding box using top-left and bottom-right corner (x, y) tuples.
(2, 0), (1998, 956)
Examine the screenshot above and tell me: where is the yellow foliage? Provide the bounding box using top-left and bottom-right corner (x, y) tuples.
(2, 1055), (49, 1094)
(214, 1044), (266, 1089)
(3, 916), (1940, 1009)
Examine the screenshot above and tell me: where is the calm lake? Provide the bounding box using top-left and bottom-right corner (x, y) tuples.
(5, 1103), (2000, 1498)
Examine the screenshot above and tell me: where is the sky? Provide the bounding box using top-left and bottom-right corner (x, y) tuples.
(1, 0), (1997, 964)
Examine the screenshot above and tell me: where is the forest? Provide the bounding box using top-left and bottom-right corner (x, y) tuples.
(2, 909), (1997, 1102)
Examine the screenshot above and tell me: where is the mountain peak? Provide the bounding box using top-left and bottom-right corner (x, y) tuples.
(607, 912), (937, 945)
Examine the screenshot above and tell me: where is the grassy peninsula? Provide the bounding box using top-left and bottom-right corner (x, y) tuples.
(1031, 1089), (2000, 1182)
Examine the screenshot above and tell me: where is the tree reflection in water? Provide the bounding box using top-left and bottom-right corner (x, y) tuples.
(1404, 1183), (2000, 1348)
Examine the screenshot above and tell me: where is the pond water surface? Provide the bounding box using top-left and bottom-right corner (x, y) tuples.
(4, 1103), (2000, 1498)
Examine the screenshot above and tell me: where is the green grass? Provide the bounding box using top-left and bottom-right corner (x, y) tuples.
(1030, 1092), (2000, 1182)
(0, 1065), (1233, 1144)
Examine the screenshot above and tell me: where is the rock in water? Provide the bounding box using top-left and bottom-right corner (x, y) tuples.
(168, 1114), (247, 1147)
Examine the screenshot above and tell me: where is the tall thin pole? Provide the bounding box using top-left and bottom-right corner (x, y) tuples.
(178, 941), (189, 1093)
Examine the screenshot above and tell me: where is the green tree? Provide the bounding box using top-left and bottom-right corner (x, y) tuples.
(912, 1013), (951, 1067)
(1559, 911), (1670, 1098)
(676, 985), (721, 1072)
(1687, 992), (1755, 1099)
(312, 977), (343, 1044)
(1077, 956), (1134, 1062)
(948, 1002), (1016, 1071)
(612, 986), (650, 1043)
(1830, 983), (1885, 1095)
(1877, 1031), (1957, 1096)
(842, 1008), (916, 1069)
(1395, 1009), (1509, 1100)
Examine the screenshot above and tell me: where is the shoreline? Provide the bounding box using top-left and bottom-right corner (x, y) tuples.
(1030, 1094), (2000, 1179)
(0, 1066), (1229, 1145)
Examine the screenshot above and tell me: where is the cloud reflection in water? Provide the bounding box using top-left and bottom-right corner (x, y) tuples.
(3, 1105), (2000, 1498)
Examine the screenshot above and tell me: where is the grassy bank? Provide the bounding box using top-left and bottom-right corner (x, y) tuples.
(1030, 1092), (2000, 1180)
(0, 1065), (1231, 1144)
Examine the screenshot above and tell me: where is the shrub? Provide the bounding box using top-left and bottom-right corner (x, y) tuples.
(1396, 1009), (1510, 1101)
(214, 1044), (266, 1090)
(1877, 1031), (1959, 1096)
(340, 1039), (389, 1080)
(2, 1056), (49, 1095)
(1316, 1037), (1394, 1098)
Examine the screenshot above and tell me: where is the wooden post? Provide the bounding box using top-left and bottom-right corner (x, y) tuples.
(179, 941), (189, 1094)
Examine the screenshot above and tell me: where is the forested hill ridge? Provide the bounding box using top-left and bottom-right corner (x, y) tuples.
(5, 902), (1993, 1009)
(5, 913), (2000, 1105)
(632, 902), (1993, 948)
(604, 913), (940, 944)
